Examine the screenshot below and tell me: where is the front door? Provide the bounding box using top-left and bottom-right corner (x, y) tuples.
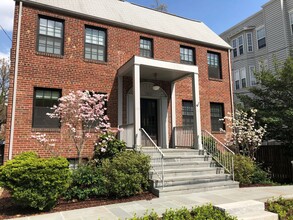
(141, 98), (158, 144)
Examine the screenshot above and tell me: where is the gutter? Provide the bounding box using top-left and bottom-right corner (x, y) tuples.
(228, 49), (234, 115)
(9, 1), (23, 160)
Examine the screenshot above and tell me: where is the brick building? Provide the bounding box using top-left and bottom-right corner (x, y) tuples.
(6, 0), (233, 161)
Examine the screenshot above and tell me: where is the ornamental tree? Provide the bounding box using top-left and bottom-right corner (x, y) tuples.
(224, 108), (266, 159)
(47, 90), (110, 164)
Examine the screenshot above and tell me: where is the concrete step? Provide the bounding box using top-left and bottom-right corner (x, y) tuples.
(149, 167), (224, 178)
(236, 211), (278, 220)
(153, 160), (218, 169)
(215, 200), (278, 220)
(152, 180), (239, 197)
(163, 155), (212, 163)
(152, 174), (232, 188)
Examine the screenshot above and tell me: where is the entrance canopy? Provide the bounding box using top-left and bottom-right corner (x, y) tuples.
(118, 56), (198, 82)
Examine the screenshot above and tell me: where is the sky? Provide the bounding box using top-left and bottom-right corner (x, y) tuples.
(0, 0), (269, 60)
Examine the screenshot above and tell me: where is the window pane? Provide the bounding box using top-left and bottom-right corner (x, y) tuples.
(84, 27), (106, 60)
(182, 101), (193, 126)
(210, 103), (224, 131)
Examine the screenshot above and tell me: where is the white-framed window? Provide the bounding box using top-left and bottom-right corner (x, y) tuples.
(238, 35), (244, 55)
(256, 26), (266, 49)
(249, 66), (256, 86)
(232, 39), (237, 57)
(246, 32), (253, 52)
(240, 67), (246, 88)
(234, 69), (240, 90)
(289, 11), (293, 34)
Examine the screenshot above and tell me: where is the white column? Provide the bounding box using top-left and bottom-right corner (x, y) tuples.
(171, 82), (176, 148)
(192, 73), (202, 150)
(133, 64), (141, 147)
(118, 76), (123, 126)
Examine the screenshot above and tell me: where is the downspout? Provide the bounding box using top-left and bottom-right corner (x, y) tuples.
(9, 1), (23, 160)
(228, 49), (234, 115)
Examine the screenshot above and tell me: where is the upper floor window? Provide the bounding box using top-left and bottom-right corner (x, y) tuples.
(232, 39), (237, 57)
(85, 27), (107, 61)
(256, 26), (266, 49)
(210, 103), (225, 132)
(33, 88), (61, 128)
(180, 46), (195, 65)
(289, 12), (293, 34)
(207, 51), (222, 79)
(182, 100), (193, 127)
(38, 17), (64, 55)
(249, 66), (256, 86)
(238, 35), (244, 55)
(246, 32), (253, 52)
(140, 37), (153, 58)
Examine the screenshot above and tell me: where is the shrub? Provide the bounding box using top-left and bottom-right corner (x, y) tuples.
(102, 150), (150, 198)
(94, 132), (126, 164)
(63, 165), (107, 201)
(267, 197), (293, 220)
(127, 204), (236, 220)
(0, 152), (71, 211)
(234, 154), (271, 185)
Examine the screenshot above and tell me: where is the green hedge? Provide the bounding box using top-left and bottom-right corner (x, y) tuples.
(267, 197), (293, 220)
(102, 150), (150, 198)
(128, 204), (237, 220)
(0, 152), (71, 211)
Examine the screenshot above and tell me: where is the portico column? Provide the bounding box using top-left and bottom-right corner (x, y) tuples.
(118, 76), (123, 126)
(171, 82), (176, 148)
(133, 64), (141, 148)
(192, 72), (202, 150)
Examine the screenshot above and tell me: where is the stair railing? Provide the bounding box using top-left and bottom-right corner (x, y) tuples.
(139, 128), (165, 189)
(201, 130), (235, 180)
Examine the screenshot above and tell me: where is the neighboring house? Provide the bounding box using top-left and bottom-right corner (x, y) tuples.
(220, 0), (293, 104)
(5, 0), (233, 162)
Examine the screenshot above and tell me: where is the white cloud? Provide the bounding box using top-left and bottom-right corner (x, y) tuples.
(0, 0), (15, 31)
(0, 51), (10, 60)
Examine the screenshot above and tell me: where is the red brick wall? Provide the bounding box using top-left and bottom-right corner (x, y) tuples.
(5, 3), (232, 160)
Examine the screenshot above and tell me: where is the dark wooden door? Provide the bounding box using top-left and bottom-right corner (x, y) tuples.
(141, 98), (158, 144)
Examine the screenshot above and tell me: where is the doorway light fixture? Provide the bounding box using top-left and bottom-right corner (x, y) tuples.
(152, 73), (160, 91)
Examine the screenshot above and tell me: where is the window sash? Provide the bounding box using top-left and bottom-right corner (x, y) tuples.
(85, 27), (106, 61)
(207, 52), (222, 79)
(180, 47), (194, 64)
(232, 39), (237, 57)
(140, 38), (153, 58)
(33, 88), (61, 128)
(249, 66), (256, 86)
(38, 17), (63, 55)
(246, 33), (253, 52)
(238, 36), (243, 55)
(210, 103), (225, 132)
(182, 101), (194, 127)
(257, 27), (266, 49)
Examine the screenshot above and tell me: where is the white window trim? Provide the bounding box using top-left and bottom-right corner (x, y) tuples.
(246, 32), (253, 52)
(232, 38), (237, 57)
(240, 67), (247, 88)
(289, 10), (293, 35)
(256, 25), (266, 50)
(234, 69), (240, 90)
(249, 66), (256, 86)
(238, 35), (244, 55)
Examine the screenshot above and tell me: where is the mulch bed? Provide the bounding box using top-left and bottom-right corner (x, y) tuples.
(0, 190), (157, 220)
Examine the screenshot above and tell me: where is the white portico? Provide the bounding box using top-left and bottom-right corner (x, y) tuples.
(117, 56), (202, 149)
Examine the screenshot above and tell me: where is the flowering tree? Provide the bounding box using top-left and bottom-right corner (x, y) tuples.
(224, 109), (267, 159)
(44, 90), (110, 164)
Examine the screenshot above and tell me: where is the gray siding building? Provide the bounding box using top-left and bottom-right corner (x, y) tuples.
(220, 0), (293, 104)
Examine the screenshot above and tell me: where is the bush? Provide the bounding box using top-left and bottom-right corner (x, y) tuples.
(63, 165), (107, 201)
(94, 132), (126, 164)
(0, 152), (71, 211)
(102, 150), (150, 198)
(234, 154), (271, 185)
(127, 204), (236, 220)
(267, 197), (293, 220)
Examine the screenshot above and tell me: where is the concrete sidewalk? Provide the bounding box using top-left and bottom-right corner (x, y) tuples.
(10, 186), (293, 220)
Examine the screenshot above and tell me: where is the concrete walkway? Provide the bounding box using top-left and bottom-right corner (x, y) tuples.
(10, 186), (293, 220)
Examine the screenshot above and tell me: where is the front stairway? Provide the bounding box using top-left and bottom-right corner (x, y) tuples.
(143, 148), (239, 197)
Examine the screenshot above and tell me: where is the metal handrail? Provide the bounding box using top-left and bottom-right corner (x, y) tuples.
(140, 128), (165, 189)
(201, 129), (235, 181)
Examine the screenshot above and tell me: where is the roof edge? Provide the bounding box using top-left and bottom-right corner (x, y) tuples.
(19, 0), (231, 50)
